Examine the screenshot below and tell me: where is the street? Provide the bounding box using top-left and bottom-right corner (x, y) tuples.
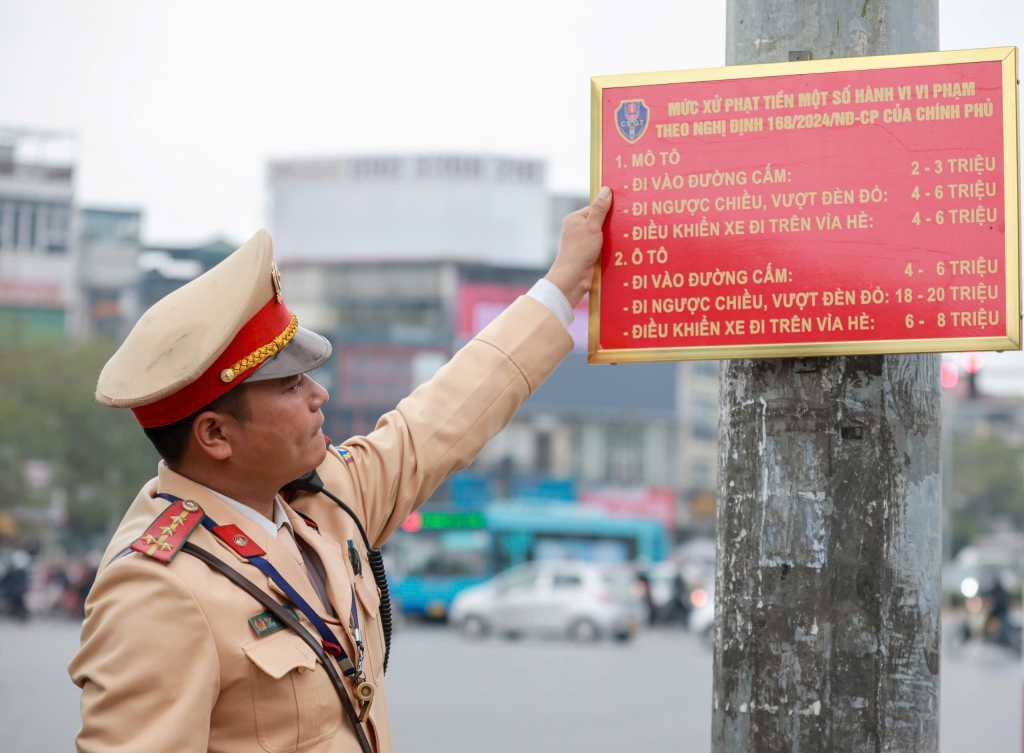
(0, 619), (1019, 753)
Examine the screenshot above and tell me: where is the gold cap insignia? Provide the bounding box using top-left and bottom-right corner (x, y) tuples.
(271, 262), (283, 304)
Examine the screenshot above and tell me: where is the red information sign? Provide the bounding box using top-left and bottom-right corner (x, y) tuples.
(588, 48), (1020, 363)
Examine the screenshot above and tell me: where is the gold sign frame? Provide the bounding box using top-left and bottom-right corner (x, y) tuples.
(588, 47), (1020, 364)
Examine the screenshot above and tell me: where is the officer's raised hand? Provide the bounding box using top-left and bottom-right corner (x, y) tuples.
(544, 186), (613, 307)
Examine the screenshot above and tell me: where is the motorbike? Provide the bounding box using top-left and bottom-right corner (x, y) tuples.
(947, 603), (1022, 658)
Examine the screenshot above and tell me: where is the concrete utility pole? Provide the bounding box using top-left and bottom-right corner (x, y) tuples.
(714, 3), (941, 752)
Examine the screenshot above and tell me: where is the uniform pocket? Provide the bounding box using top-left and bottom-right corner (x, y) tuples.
(243, 631), (342, 753)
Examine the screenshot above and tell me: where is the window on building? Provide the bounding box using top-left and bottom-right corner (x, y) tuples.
(641, 424), (672, 485)
(691, 461), (712, 490)
(28, 205), (37, 249)
(534, 432), (552, 475)
(82, 210), (139, 244)
(692, 396), (716, 440)
(694, 361), (717, 377)
(607, 424), (643, 484)
(573, 423), (614, 485)
(12, 203), (22, 247)
(46, 206), (69, 253)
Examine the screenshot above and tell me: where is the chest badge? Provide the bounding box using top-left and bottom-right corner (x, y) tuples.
(249, 604), (300, 637)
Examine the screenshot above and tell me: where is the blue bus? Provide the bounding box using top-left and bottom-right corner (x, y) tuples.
(387, 503), (671, 618)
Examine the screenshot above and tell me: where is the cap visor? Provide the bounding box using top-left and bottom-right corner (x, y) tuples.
(247, 327), (332, 382)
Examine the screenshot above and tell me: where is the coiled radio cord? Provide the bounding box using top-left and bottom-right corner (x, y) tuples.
(283, 470), (393, 674)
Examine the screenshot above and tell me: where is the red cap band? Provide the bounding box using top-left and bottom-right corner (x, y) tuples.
(131, 298), (293, 428)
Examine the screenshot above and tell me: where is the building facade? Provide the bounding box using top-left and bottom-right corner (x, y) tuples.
(137, 239), (235, 313)
(78, 207), (143, 339)
(269, 154), (579, 268)
(0, 130), (152, 342)
(0, 129), (78, 343)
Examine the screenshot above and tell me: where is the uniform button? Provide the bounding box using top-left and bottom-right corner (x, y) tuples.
(297, 667), (307, 674)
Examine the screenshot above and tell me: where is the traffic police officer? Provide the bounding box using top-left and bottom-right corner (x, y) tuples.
(69, 187), (613, 752)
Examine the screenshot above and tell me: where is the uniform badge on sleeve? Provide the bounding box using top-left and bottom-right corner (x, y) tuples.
(337, 446), (355, 465)
(130, 499), (205, 564)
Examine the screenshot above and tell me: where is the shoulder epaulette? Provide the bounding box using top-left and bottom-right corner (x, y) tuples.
(130, 499), (205, 564)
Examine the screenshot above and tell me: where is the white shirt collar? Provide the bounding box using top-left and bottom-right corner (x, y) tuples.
(199, 485), (293, 540)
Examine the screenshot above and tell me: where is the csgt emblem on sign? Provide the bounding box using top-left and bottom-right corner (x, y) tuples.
(616, 100), (650, 143)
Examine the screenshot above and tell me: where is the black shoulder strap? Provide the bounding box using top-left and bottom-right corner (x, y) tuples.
(181, 542), (374, 753)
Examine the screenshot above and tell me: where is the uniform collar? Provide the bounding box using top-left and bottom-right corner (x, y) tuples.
(198, 484), (293, 540)
(155, 462), (331, 614)
(154, 463), (355, 646)
(155, 462), (269, 553)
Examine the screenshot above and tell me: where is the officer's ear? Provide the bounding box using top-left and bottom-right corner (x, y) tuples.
(180, 385), (251, 465)
(190, 410), (236, 462)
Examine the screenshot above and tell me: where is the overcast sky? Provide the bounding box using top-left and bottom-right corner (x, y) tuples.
(1, 0), (1023, 391)
(2, 0), (1019, 244)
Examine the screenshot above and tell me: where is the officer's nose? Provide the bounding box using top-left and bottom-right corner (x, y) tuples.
(305, 374), (330, 410)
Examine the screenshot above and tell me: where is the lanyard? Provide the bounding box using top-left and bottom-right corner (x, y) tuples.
(156, 493), (364, 678)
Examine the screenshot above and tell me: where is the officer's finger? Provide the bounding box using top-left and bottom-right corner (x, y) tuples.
(585, 186), (613, 231)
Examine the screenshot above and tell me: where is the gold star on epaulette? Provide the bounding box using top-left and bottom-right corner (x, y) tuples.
(159, 542), (173, 551)
(160, 526), (175, 537)
(171, 513), (188, 526)
(143, 535), (158, 545)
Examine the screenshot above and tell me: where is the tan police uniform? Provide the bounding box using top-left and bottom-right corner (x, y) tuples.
(68, 231), (574, 753)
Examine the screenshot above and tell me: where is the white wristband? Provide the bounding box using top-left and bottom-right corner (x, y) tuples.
(526, 279), (574, 330)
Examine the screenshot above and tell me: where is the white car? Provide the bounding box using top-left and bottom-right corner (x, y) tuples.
(449, 562), (644, 642)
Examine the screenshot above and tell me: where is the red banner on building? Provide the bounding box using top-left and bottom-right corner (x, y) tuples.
(579, 487), (677, 533)
(589, 48), (1020, 363)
